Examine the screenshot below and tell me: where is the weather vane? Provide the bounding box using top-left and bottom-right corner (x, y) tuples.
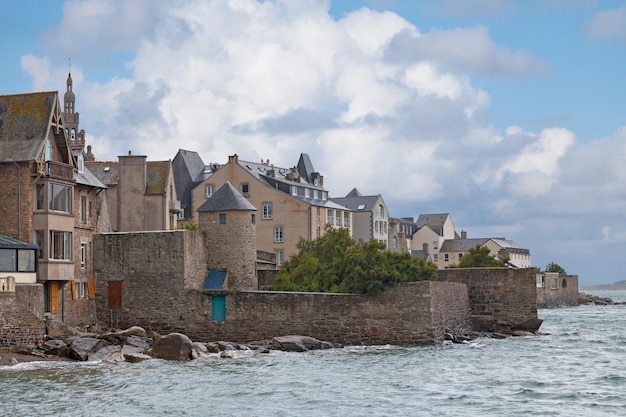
(68, 57), (71, 73)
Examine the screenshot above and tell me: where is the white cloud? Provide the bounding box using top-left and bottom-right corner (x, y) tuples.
(585, 6), (626, 44)
(23, 0), (626, 284)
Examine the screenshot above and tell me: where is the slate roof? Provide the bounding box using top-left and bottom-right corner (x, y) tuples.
(197, 182), (257, 212)
(415, 213), (450, 228)
(85, 161), (119, 186)
(145, 161), (171, 195)
(0, 233), (38, 249)
(0, 92), (61, 162)
(331, 194), (381, 212)
(85, 160), (171, 194)
(440, 238), (491, 252)
(172, 149), (212, 218)
(75, 166), (107, 189)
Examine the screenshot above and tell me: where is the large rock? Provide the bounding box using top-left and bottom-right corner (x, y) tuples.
(271, 335), (333, 352)
(152, 333), (193, 361)
(512, 318), (543, 332)
(89, 345), (123, 363)
(47, 320), (81, 339)
(41, 339), (68, 356)
(68, 337), (109, 361)
(191, 342), (210, 359)
(124, 352), (153, 363)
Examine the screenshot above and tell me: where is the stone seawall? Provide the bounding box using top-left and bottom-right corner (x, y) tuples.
(100, 281), (471, 345)
(0, 286), (46, 347)
(437, 268), (540, 332)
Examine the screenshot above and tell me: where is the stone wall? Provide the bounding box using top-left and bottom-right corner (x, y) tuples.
(93, 230), (206, 329)
(437, 268), (540, 332)
(537, 273), (579, 308)
(99, 282), (470, 345)
(0, 286), (46, 347)
(0, 161), (34, 241)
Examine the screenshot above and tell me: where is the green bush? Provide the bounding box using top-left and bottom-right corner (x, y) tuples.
(273, 226), (437, 295)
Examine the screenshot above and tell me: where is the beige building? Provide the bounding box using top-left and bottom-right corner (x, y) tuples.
(410, 213), (530, 269)
(332, 188), (390, 248)
(87, 153), (180, 232)
(173, 151), (350, 264)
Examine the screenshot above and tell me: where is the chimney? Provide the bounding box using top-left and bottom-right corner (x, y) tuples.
(461, 230), (467, 239)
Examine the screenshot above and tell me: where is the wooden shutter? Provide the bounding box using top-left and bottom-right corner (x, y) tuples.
(71, 281), (77, 299)
(50, 282), (59, 313)
(87, 280), (96, 299)
(108, 281), (123, 309)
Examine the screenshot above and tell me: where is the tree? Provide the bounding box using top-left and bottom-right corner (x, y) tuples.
(272, 226), (437, 295)
(453, 245), (509, 268)
(545, 262), (566, 276)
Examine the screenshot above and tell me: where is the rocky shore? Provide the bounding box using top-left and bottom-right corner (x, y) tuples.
(578, 292), (625, 305)
(0, 321), (342, 367)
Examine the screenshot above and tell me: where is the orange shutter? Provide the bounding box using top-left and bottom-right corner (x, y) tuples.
(50, 282), (59, 313)
(71, 281), (77, 299)
(87, 280), (95, 299)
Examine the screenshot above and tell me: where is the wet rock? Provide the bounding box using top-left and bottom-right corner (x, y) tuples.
(205, 342), (221, 353)
(512, 318), (543, 332)
(47, 320), (81, 339)
(191, 342), (210, 359)
(152, 333), (193, 361)
(41, 339), (68, 356)
(89, 345), (123, 363)
(124, 352), (153, 363)
(271, 335), (332, 352)
(68, 337), (110, 361)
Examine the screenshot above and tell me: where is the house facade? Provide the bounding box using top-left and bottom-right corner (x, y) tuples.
(410, 213), (458, 263)
(87, 153), (180, 232)
(175, 151), (351, 264)
(331, 188), (389, 248)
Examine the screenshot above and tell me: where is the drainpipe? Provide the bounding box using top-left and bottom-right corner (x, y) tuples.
(9, 161), (21, 240)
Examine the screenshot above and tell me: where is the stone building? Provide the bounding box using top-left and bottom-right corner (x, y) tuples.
(0, 75), (108, 329)
(87, 152), (180, 232)
(173, 151), (350, 265)
(536, 272), (579, 308)
(331, 188), (390, 248)
(197, 182), (258, 291)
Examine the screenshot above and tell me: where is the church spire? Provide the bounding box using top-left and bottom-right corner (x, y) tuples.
(62, 59), (85, 152)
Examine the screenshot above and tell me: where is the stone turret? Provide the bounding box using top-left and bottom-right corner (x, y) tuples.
(197, 182), (258, 290)
(62, 72), (86, 151)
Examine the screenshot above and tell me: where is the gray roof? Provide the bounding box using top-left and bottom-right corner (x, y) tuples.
(197, 182), (257, 212)
(331, 195), (381, 212)
(345, 187), (362, 198)
(0, 92), (69, 163)
(0, 233), (38, 249)
(440, 238), (490, 252)
(75, 165), (107, 189)
(85, 161), (119, 186)
(415, 213), (450, 228)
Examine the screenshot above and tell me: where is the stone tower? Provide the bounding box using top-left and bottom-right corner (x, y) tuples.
(197, 182), (258, 290)
(63, 72), (86, 152)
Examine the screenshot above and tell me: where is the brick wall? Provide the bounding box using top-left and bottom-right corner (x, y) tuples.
(437, 268), (539, 331)
(0, 286), (46, 347)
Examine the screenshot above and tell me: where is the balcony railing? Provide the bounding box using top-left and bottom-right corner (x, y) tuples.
(47, 161), (74, 180)
(169, 199), (182, 213)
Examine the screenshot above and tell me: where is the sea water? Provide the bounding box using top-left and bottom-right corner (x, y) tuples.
(1, 291), (625, 417)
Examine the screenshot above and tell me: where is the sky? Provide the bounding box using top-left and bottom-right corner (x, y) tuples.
(1, 0), (625, 286)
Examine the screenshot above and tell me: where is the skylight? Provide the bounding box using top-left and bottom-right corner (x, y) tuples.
(357, 204), (366, 210)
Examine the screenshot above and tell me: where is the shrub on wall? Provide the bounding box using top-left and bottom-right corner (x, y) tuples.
(273, 226), (437, 295)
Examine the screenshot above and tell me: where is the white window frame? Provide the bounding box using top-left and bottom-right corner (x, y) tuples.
(206, 184), (215, 198)
(80, 242), (87, 270)
(50, 231), (72, 260)
(276, 250), (283, 266)
(262, 202), (273, 220)
(240, 183), (250, 197)
(274, 226), (284, 243)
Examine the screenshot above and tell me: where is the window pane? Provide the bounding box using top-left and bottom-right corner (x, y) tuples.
(50, 184), (71, 213)
(18, 250), (36, 272)
(0, 249), (16, 271)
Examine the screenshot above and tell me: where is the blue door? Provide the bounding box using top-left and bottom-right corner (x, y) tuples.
(212, 295), (226, 322)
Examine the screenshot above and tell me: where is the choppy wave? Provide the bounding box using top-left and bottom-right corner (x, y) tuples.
(1, 293), (625, 416)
